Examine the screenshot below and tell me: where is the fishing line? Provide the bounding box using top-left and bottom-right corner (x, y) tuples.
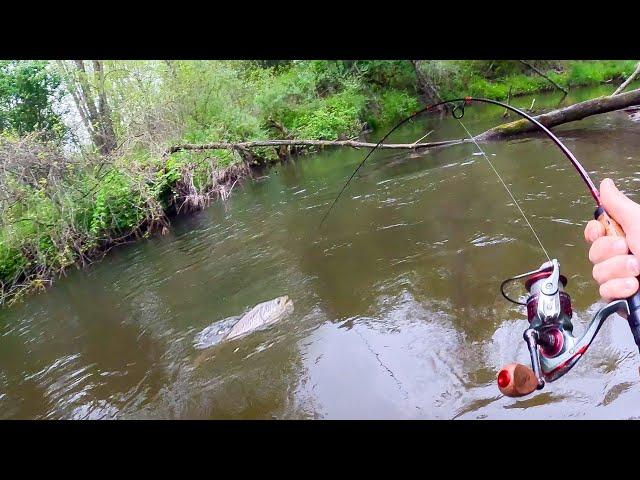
(455, 116), (551, 263)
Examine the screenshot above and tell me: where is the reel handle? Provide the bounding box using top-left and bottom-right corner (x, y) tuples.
(497, 363), (540, 397)
(595, 207), (640, 352)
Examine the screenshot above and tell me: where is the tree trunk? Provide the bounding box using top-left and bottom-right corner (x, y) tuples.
(56, 61), (95, 143)
(92, 61), (117, 154)
(476, 88), (640, 140)
(411, 60), (447, 112)
(60, 60), (117, 155)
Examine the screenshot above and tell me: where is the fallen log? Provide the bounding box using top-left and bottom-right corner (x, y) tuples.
(476, 87), (640, 140)
(165, 138), (467, 157)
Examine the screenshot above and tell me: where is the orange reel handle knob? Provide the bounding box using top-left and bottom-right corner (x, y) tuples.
(497, 363), (539, 397)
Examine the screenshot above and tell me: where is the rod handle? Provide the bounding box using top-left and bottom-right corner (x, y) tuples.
(497, 363), (539, 397)
(595, 206), (640, 352)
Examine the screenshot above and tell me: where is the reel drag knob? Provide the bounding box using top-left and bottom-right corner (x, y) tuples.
(497, 363), (539, 397)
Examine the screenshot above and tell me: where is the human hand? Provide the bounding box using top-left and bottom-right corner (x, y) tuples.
(584, 179), (640, 301)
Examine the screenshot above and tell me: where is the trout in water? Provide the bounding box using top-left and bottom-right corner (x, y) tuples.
(193, 295), (294, 351)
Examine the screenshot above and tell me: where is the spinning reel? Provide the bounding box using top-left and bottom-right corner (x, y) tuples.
(497, 258), (630, 397)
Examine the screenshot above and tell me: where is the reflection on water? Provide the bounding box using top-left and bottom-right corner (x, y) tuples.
(2, 85), (640, 419)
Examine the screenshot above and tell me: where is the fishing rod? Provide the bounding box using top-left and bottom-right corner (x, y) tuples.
(321, 96), (640, 398)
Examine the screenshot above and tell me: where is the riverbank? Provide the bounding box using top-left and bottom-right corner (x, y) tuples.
(0, 140), (252, 306)
(1, 60), (637, 306)
(431, 60), (638, 99)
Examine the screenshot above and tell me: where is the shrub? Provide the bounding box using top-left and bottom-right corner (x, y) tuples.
(89, 170), (147, 237)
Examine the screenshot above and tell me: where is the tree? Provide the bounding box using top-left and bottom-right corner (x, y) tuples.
(411, 60), (447, 111)
(0, 61), (64, 138)
(56, 60), (117, 155)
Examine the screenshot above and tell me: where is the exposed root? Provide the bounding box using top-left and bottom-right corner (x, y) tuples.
(171, 161), (250, 214)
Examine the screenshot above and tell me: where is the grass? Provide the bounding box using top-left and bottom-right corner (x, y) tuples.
(425, 60), (638, 101)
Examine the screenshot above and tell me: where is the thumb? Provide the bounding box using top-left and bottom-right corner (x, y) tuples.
(600, 178), (640, 255)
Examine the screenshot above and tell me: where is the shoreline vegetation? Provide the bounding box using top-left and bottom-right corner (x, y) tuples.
(1, 60), (639, 306)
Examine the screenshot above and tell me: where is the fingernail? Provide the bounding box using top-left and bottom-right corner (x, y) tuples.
(626, 278), (637, 289)
(602, 178), (616, 190)
(628, 257), (640, 276)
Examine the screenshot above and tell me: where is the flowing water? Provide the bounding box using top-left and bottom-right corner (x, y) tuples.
(2, 85), (640, 419)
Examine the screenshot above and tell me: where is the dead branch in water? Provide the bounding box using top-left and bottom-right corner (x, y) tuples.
(165, 138), (466, 157)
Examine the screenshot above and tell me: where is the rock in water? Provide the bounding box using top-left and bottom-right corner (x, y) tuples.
(193, 296), (294, 350)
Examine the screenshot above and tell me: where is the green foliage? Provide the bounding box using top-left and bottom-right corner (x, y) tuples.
(290, 86), (367, 139)
(253, 62), (319, 129)
(567, 60), (638, 86)
(89, 170), (146, 236)
(413, 60), (637, 100)
(368, 89), (420, 129)
(463, 73), (551, 99)
(351, 61), (417, 91)
(0, 242), (26, 281)
(0, 61), (64, 138)
(1, 186), (70, 294)
(251, 60), (293, 71)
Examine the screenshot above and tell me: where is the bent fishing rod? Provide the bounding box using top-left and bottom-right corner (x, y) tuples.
(320, 96), (640, 398)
